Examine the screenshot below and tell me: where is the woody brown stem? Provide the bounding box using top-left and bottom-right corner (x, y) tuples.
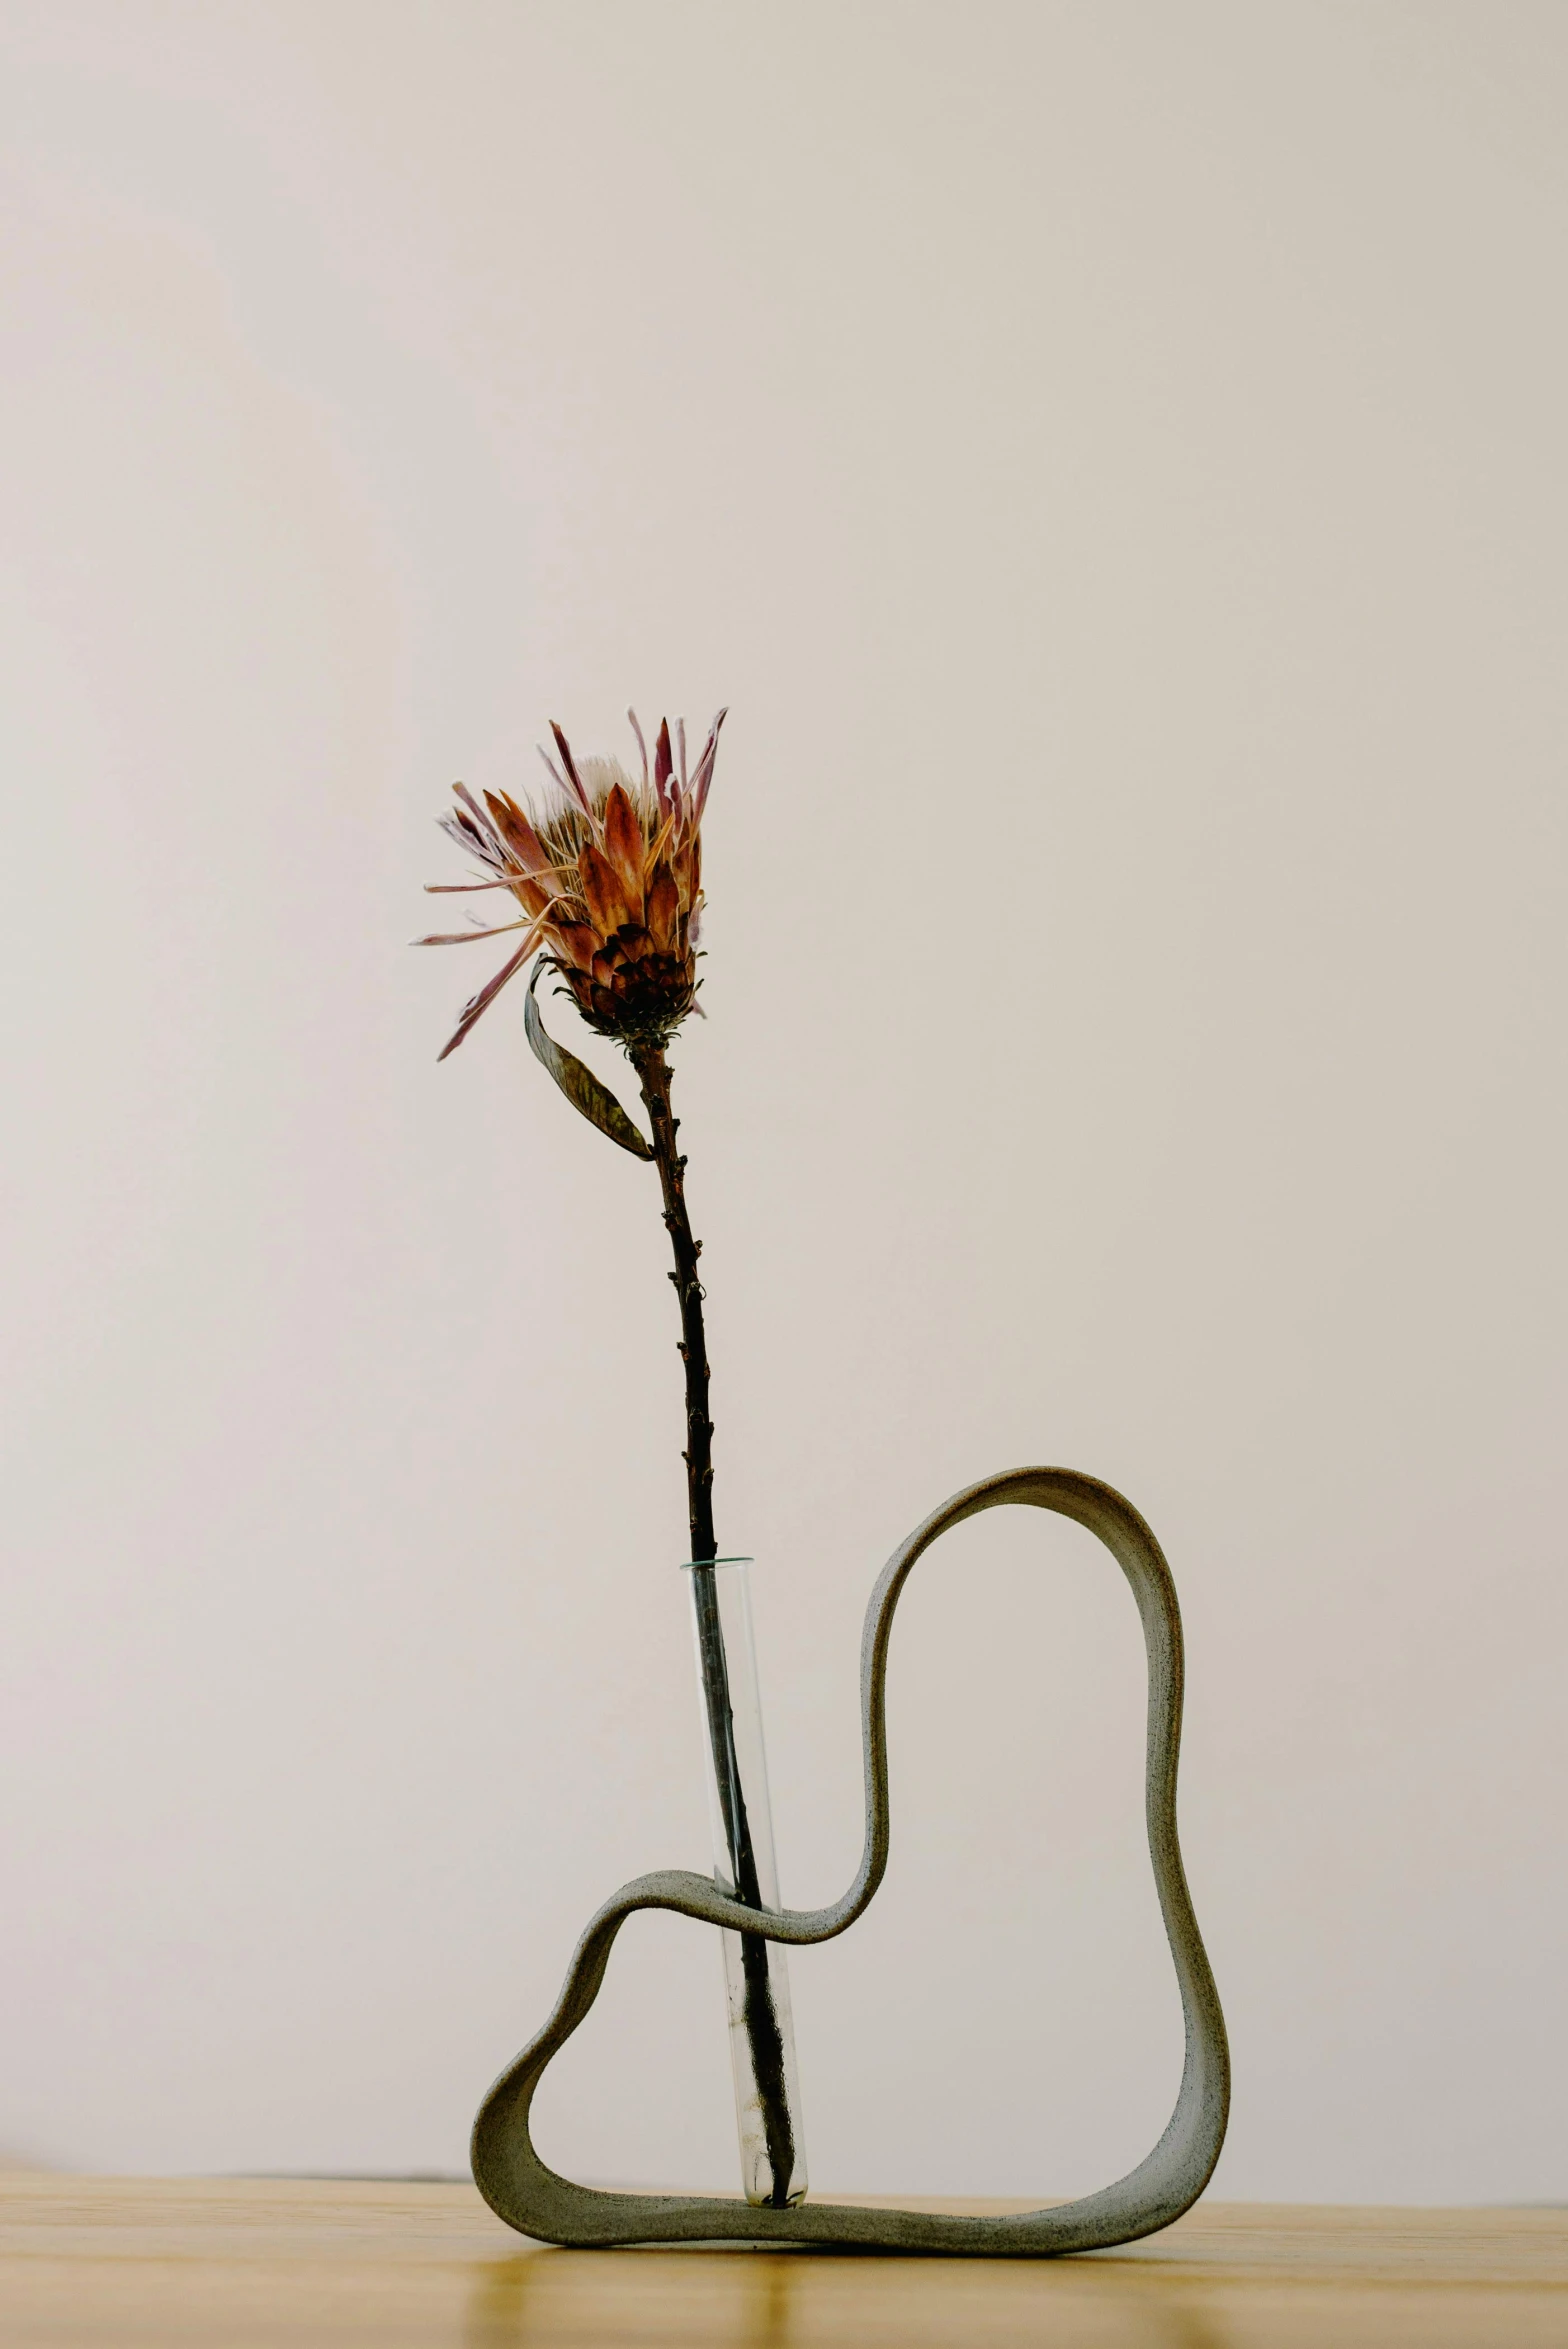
(631, 1042), (797, 2208)
(632, 1045), (716, 1561)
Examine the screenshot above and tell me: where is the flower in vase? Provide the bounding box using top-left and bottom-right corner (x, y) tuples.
(419, 709), (726, 1060)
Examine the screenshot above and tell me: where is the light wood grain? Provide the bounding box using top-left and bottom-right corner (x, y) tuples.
(2, 2174), (1564, 2346)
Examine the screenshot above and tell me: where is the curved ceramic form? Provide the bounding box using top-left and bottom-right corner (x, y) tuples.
(472, 1466), (1230, 2253)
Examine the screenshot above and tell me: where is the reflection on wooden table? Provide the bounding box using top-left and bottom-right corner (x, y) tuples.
(2, 2175), (1564, 2346)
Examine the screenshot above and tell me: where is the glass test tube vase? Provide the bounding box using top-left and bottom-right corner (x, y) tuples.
(682, 1556), (807, 2208)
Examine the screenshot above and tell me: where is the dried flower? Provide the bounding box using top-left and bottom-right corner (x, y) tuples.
(418, 693), (800, 2202)
(419, 709), (726, 1060)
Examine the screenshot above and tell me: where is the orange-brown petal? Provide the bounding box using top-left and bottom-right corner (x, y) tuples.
(670, 835), (700, 911)
(642, 806), (677, 878)
(645, 862), (680, 951)
(484, 792), (553, 878)
(577, 841), (632, 936)
(551, 921), (600, 972)
(601, 782), (647, 908)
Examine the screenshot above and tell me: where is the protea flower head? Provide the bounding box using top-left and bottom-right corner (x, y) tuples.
(420, 709), (725, 1061)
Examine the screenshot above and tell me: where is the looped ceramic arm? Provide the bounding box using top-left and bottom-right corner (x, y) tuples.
(471, 1466), (1231, 2254)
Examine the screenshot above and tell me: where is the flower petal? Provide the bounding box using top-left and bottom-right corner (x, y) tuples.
(452, 782), (506, 848)
(627, 708), (651, 792)
(484, 792), (555, 878)
(641, 805), (677, 878)
(691, 707), (728, 822)
(645, 862), (680, 951)
(414, 918), (533, 945)
(550, 722), (593, 815)
(440, 794), (507, 873)
(577, 840), (632, 935)
(601, 782), (646, 907)
(551, 922), (599, 970)
(436, 935), (538, 1059)
(669, 834), (700, 913)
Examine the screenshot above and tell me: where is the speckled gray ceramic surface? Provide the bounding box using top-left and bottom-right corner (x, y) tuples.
(472, 1466), (1230, 2254)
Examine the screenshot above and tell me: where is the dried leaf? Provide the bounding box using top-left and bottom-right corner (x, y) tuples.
(523, 962), (653, 1160)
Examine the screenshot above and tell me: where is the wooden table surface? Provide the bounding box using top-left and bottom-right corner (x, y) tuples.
(3, 2174), (1564, 2347)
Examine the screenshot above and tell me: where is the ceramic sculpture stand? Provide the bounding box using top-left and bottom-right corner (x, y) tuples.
(472, 1466), (1230, 2254)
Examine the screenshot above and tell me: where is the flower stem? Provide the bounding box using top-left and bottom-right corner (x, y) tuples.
(632, 1044), (797, 2208)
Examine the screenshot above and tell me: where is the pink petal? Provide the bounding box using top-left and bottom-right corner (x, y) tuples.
(550, 722), (593, 814)
(691, 708), (728, 822)
(436, 938), (538, 1060)
(413, 919), (532, 946)
(627, 708), (651, 792)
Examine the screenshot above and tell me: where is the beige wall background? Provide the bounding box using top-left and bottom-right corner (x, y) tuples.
(2, 0), (1564, 2204)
